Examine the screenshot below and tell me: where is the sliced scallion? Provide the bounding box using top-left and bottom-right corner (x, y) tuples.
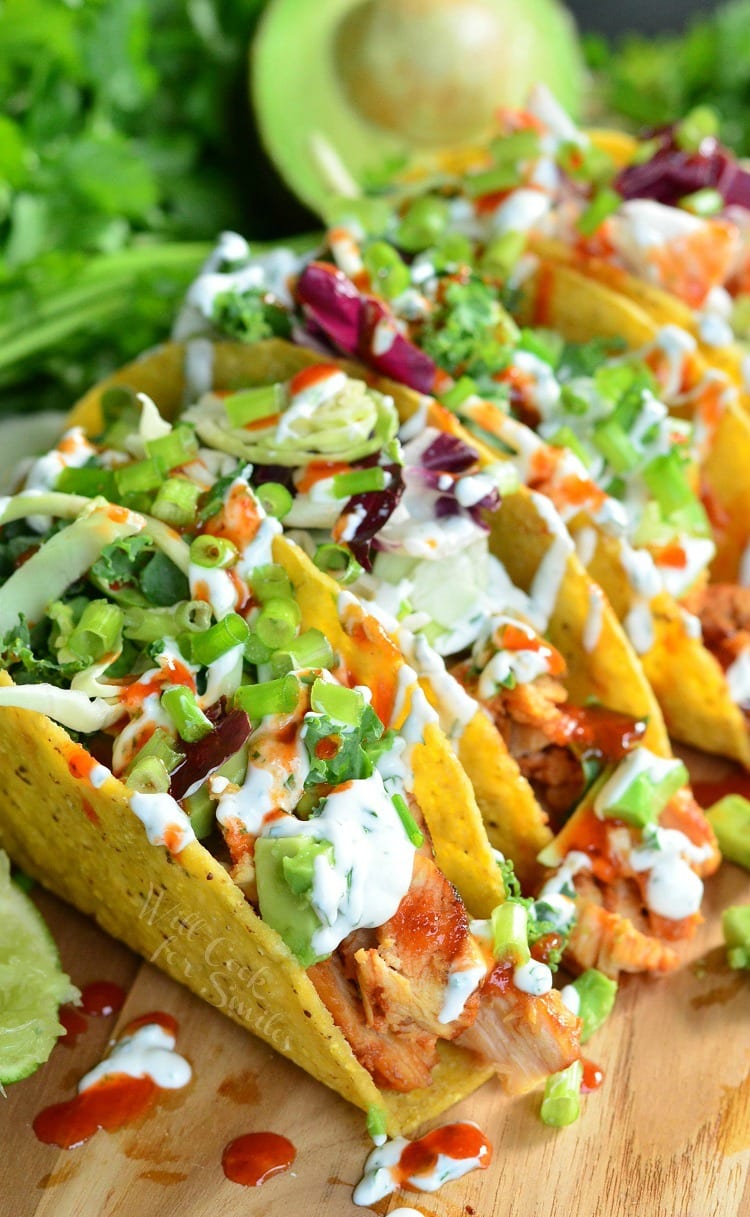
(313, 543), (363, 585)
(234, 674), (300, 721)
(391, 792), (424, 848)
(190, 534), (239, 569)
(332, 467), (387, 498)
(190, 613), (250, 665)
(224, 383), (283, 428)
(161, 686), (214, 743)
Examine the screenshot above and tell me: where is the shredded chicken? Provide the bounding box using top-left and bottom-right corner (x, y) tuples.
(457, 969), (581, 1095)
(451, 659), (585, 826)
(683, 583), (750, 669)
(566, 901), (680, 978)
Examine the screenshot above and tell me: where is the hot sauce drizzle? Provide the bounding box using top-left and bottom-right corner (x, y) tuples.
(81, 981), (126, 1018)
(221, 1132), (296, 1187)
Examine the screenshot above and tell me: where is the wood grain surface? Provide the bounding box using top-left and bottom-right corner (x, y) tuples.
(2, 765), (749, 1217)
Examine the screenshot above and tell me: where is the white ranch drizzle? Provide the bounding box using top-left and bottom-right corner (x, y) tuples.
(78, 1021), (191, 1093)
(353, 1124), (490, 1206)
(129, 791), (196, 854)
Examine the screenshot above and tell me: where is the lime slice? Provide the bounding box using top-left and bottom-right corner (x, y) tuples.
(0, 850), (80, 1086)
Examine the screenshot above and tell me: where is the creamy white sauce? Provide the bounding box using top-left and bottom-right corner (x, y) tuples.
(113, 691), (174, 773)
(438, 962), (487, 1025)
(656, 537), (715, 599)
(217, 710), (309, 836)
(237, 513), (282, 576)
(199, 643), (244, 708)
(398, 627), (478, 742)
(371, 317), (398, 356)
(353, 1124), (490, 1206)
(593, 748), (684, 819)
(265, 772), (416, 957)
(78, 1021), (191, 1093)
(527, 492), (574, 631)
(575, 525), (598, 569)
(725, 648), (750, 707)
(628, 824), (711, 920)
(89, 762), (111, 790)
(184, 338), (216, 401)
(188, 562), (238, 619)
(477, 646), (549, 697)
(559, 983), (581, 1017)
(129, 791), (196, 853)
(511, 351), (561, 420)
(538, 851), (592, 900)
(277, 370), (349, 442)
(583, 585), (604, 653)
(513, 959), (553, 996)
(489, 188), (551, 236)
(22, 427), (96, 532)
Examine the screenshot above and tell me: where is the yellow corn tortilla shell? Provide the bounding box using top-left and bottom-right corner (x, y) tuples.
(0, 458), (502, 1129)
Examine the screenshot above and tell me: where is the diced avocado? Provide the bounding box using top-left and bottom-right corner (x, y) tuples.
(571, 969), (618, 1042)
(598, 760), (688, 830)
(255, 836), (334, 967)
(706, 795), (750, 871)
(183, 745), (249, 840)
(722, 905), (750, 971)
(252, 0), (585, 216)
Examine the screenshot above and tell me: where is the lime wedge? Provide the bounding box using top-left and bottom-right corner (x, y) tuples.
(0, 850), (80, 1086)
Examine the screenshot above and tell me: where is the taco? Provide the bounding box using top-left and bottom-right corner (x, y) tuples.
(65, 337), (719, 980)
(0, 352), (594, 1131)
(193, 176), (750, 775)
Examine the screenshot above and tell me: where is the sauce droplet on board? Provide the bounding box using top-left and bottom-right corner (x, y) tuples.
(222, 1132), (296, 1187)
(581, 1058), (605, 1092)
(33, 1076), (158, 1149)
(396, 1122), (491, 1187)
(58, 1006), (88, 1048)
(33, 1012), (189, 1150)
(81, 981), (126, 1018)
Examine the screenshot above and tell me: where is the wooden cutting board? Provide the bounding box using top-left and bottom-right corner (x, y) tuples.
(2, 756), (749, 1217)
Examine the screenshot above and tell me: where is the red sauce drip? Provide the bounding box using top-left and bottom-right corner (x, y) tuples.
(66, 744), (97, 782)
(288, 363), (341, 398)
(122, 1011), (178, 1038)
(692, 769), (750, 807)
(315, 736), (340, 760)
(561, 705), (647, 763)
(221, 1132), (296, 1187)
(33, 1075), (157, 1149)
(499, 623), (566, 677)
(81, 799), (100, 827)
(482, 961), (515, 995)
(396, 1123), (492, 1188)
(531, 932), (563, 965)
(81, 982), (126, 1018)
(580, 1058), (605, 1092)
(59, 1006), (88, 1047)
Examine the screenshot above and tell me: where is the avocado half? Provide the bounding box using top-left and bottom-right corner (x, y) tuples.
(251, 0), (585, 217)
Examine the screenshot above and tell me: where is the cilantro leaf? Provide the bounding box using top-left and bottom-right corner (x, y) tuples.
(212, 286), (292, 345)
(302, 703), (394, 788)
(420, 276), (516, 382)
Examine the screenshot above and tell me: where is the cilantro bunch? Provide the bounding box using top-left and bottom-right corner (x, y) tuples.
(0, 0), (267, 413)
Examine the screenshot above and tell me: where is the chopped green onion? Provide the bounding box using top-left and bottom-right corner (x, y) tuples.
(151, 476), (202, 526)
(243, 631), (274, 665)
(675, 106), (719, 153)
(570, 969), (618, 1042)
(124, 727), (184, 778)
(490, 129), (541, 165)
(392, 793), (424, 847)
(124, 601), (211, 643)
(190, 613), (250, 665)
(490, 900), (531, 966)
(270, 628), (335, 675)
(310, 678), (363, 726)
(597, 759), (689, 829)
(366, 1105), (388, 1143)
(576, 187), (622, 237)
(518, 328), (565, 368)
(465, 163), (522, 198)
(723, 905), (750, 970)
(114, 457), (164, 496)
(56, 465), (117, 499)
(234, 674), (300, 721)
(224, 383), (284, 428)
(440, 376), (478, 411)
(250, 563), (294, 603)
(145, 425), (198, 470)
(363, 241), (410, 299)
(325, 195), (393, 236)
(396, 196), (449, 252)
(431, 231), (474, 270)
(67, 600), (123, 664)
(547, 426), (592, 468)
(161, 686), (214, 743)
(540, 1060), (583, 1127)
(256, 481), (293, 519)
(190, 534), (239, 569)
(679, 187), (724, 217)
(313, 543), (364, 585)
(592, 418), (640, 474)
(480, 230), (526, 277)
(127, 755), (171, 795)
(557, 140), (614, 185)
(332, 467), (387, 498)
(255, 597), (302, 650)
(642, 451), (707, 532)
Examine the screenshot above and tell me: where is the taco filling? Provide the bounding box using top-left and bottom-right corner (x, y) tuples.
(0, 389), (583, 1098)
